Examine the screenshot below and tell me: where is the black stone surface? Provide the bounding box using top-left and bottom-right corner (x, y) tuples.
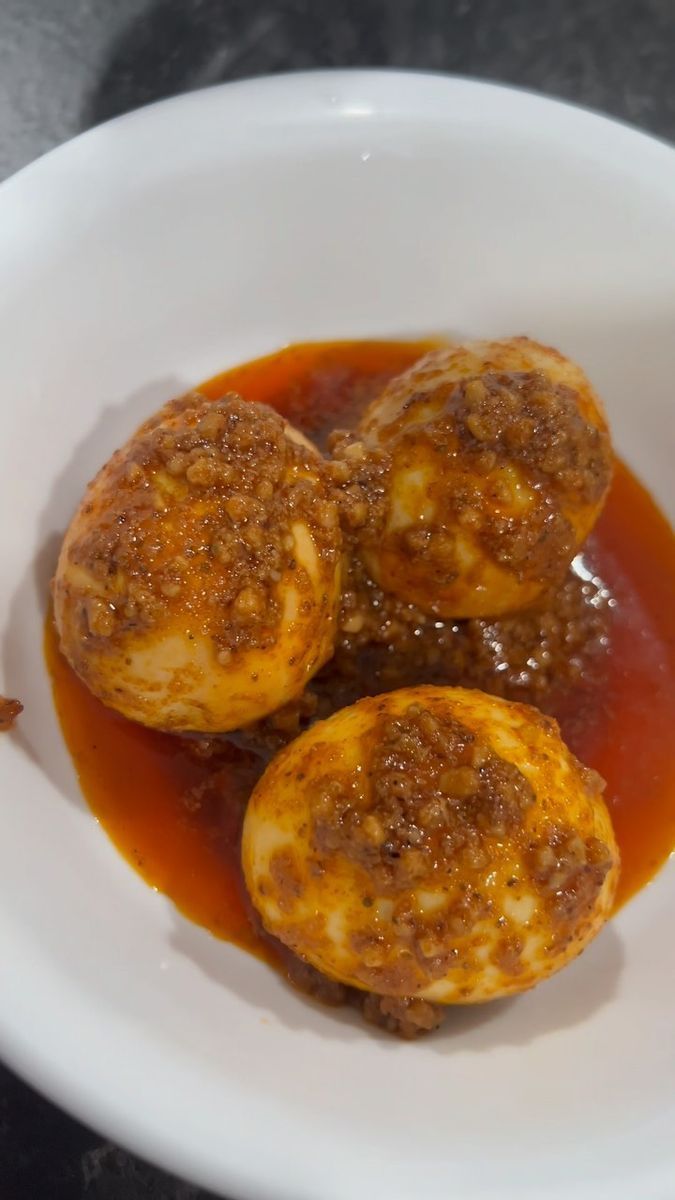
(1, 0), (674, 1196)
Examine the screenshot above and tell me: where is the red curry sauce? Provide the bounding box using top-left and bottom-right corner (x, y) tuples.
(45, 341), (675, 958)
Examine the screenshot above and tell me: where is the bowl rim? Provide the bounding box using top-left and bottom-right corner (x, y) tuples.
(3, 65), (675, 199)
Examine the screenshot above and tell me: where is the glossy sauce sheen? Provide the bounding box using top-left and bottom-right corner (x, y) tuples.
(46, 341), (675, 960)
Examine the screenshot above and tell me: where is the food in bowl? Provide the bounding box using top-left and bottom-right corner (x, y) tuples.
(243, 685), (618, 1005)
(53, 393), (341, 732)
(45, 337), (675, 1037)
(350, 338), (612, 617)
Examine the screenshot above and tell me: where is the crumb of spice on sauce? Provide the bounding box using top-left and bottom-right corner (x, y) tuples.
(0, 695), (23, 731)
(284, 953), (445, 1038)
(240, 554), (612, 762)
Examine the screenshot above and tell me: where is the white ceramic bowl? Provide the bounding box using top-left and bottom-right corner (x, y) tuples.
(1, 71), (674, 1200)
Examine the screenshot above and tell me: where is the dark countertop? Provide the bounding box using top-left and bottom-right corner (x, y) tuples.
(1, 1), (674, 1197)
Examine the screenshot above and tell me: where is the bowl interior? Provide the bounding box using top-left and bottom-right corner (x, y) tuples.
(0, 72), (674, 1200)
